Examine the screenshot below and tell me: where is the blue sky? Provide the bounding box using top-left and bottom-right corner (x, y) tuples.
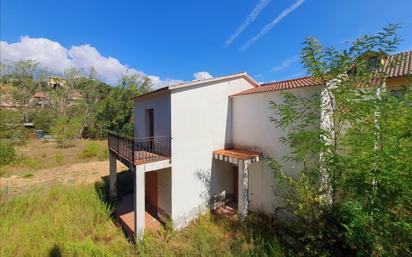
(1, 0), (411, 87)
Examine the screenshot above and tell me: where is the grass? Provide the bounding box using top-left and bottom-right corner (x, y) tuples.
(0, 139), (107, 177)
(0, 182), (285, 257)
(0, 184), (134, 257)
(22, 172), (33, 178)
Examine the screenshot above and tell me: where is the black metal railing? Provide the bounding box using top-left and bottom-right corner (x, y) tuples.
(108, 131), (171, 165)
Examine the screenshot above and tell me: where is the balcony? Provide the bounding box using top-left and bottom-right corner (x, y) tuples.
(108, 131), (171, 166)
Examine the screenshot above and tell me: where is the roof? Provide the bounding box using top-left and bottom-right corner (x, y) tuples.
(213, 148), (262, 161)
(132, 72), (259, 100)
(232, 77), (322, 96)
(381, 51), (412, 78)
(232, 51), (412, 97)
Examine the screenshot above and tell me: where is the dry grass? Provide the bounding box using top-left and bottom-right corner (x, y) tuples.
(0, 139), (107, 177)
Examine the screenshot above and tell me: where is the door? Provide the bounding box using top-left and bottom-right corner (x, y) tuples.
(145, 109), (154, 137)
(232, 166), (238, 203)
(145, 171), (158, 212)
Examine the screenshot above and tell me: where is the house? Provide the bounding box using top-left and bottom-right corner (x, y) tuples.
(107, 51), (412, 241)
(47, 76), (65, 89)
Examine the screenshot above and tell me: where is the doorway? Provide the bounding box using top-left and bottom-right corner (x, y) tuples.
(145, 109), (154, 137)
(145, 171), (158, 216)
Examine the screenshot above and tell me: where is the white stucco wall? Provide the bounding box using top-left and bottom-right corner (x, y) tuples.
(133, 91), (171, 138)
(231, 86), (322, 216)
(157, 167), (172, 221)
(170, 78), (255, 227)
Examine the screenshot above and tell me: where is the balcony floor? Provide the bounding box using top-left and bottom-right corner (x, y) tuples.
(133, 150), (169, 165)
(115, 194), (161, 238)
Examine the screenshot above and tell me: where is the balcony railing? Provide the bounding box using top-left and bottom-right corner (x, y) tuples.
(108, 131), (171, 165)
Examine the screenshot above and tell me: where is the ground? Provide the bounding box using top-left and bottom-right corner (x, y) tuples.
(0, 139), (285, 257)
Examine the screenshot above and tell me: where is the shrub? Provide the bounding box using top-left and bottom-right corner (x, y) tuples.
(0, 109), (27, 144)
(32, 109), (56, 134)
(78, 142), (108, 160)
(0, 142), (16, 166)
(78, 142), (100, 159)
(51, 116), (83, 148)
(11, 156), (41, 169)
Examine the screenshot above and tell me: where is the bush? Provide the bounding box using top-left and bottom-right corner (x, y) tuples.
(78, 142), (108, 160)
(0, 109), (27, 144)
(32, 109), (56, 134)
(51, 116), (83, 148)
(0, 142), (16, 166)
(78, 142), (100, 159)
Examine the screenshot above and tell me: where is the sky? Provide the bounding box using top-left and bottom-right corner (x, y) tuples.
(1, 0), (411, 88)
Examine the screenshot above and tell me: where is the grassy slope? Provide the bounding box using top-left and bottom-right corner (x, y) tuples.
(0, 185), (133, 257)
(0, 184), (285, 257)
(0, 139), (107, 177)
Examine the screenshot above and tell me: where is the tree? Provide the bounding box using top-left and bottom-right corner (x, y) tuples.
(96, 72), (151, 135)
(51, 115), (83, 148)
(268, 24), (411, 256)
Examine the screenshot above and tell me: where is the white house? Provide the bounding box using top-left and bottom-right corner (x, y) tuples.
(108, 51), (411, 241)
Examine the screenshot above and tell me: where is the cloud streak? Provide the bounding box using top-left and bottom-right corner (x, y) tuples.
(225, 0), (271, 46)
(240, 0), (306, 50)
(271, 54), (299, 72)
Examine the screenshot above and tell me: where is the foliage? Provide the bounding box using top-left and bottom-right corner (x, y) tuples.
(51, 116), (83, 147)
(268, 24), (412, 256)
(0, 185), (134, 257)
(96, 72), (151, 135)
(0, 142), (16, 166)
(32, 109), (56, 133)
(1, 60), (152, 140)
(0, 109), (26, 143)
(78, 141), (108, 160)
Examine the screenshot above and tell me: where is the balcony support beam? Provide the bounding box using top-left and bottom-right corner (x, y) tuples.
(109, 152), (117, 202)
(134, 165), (145, 241)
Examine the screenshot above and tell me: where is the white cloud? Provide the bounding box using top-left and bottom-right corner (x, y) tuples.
(271, 55), (299, 72)
(225, 0), (271, 46)
(241, 0), (306, 50)
(0, 36), (178, 88)
(193, 71), (213, 80)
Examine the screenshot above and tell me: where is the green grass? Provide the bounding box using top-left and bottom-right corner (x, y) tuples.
(22, 172), (33, 178)
(0, 183), (285, 257)
(0, 184), (134, 257)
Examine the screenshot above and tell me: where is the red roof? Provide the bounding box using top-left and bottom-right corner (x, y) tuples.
(232, 77), (322, 96)
(233, 51), (412, 97)
(381, 51), (412, 78)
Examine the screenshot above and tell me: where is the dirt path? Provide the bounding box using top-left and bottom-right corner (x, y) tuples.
(0, 161), (126, 196)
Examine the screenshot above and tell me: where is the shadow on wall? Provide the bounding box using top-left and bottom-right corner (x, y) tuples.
(224, 98), (233, 148)
(195, 159), (233, 210)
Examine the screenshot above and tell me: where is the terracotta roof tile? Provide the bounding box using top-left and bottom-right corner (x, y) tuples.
(233, 51), (412, 97)
(381, 51), (412, 78)
(232, 77), (322, 96)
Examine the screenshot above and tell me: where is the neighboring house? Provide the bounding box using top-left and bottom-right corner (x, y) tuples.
(108, 51), (412, 241)
(47, 76), (66, 89)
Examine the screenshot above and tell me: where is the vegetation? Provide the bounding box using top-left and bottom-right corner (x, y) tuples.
(0, 185), (133, 257)
(78, 141), (108, 161)
(0, 60), (151, 146)
(0, 140), (107, 177)
(0, 142), (16, 166)
(268, 24), (412, 256)
(0, 183), (285, 257)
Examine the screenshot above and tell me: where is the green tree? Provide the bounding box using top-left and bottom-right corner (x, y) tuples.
(51, 116), (83, 148)
(268, 24), (411, 256)
(96, 72), (151, 135)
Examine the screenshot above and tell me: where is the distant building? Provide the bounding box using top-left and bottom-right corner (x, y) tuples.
(47, 76), (66, 89)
